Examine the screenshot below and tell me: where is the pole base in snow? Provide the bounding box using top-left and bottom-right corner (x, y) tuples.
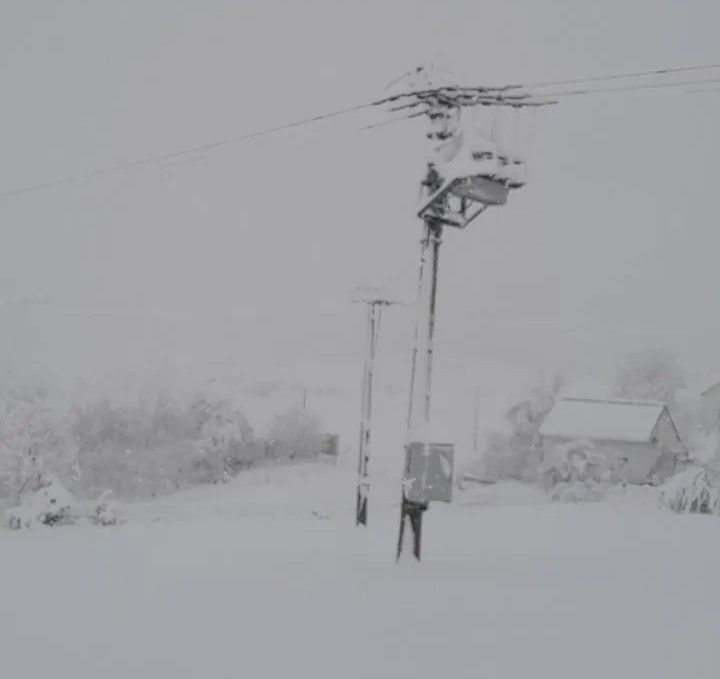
(396, 498), (428, 562)
(356, 487), (368, 526)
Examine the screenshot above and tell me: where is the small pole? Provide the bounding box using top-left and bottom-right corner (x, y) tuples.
(472, 386), (480, 455)
(356, 302), (377, 526)
(353, 296), (398, 526)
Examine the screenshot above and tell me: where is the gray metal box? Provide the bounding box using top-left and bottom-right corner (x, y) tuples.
(405, 442), (455, 503)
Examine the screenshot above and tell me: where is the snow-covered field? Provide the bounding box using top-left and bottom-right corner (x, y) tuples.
(2, 462), (719, 679)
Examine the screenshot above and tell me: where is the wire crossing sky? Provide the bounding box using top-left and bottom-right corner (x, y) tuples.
(1, 62), (719, 200)
(1, 0), (719, 391)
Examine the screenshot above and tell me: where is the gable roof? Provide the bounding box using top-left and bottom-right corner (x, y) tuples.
(698, 376), (720, 397)
(539, 397), (666, 444)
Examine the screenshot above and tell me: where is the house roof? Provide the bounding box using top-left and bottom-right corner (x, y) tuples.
(539, 397), (666, 443)
(695, 373), (720, 396)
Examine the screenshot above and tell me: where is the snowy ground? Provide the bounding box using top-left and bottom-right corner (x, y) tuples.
(2, 462), (720, 679)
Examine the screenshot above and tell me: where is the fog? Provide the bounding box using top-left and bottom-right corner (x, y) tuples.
(1, 0), (719, 397)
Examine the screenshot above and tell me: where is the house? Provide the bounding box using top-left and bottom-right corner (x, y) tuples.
(538, 397), (686, 484)
(693, 375), (720, 431)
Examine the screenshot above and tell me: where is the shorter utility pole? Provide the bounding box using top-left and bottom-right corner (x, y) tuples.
(352, 294), (399, 526)
(472, 386), (480, 455)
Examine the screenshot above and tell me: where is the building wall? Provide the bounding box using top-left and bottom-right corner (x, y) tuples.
(543, 437), (659, 485)
(699, 384), (720, 431)
(653, 411), (681, 448)
(592, 441), (658, 485)
(650, 410), (686, 482)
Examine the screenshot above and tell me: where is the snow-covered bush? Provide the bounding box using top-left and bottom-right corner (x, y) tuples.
(70, 393), (258, 498)
(185, 395), (258, 477)
(0, 384), (329, 504)
(89, 491), (123, 527)
(6, 475), (83, 529)
(660, 467), (720, 516)
(5, 476), (124, 530)
(541, 439), (615, 502)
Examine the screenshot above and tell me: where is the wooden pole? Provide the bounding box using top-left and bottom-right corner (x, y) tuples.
(356, 302), (378, 526)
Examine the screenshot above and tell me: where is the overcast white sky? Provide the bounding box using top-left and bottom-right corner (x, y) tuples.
(1, 0), (719, 395)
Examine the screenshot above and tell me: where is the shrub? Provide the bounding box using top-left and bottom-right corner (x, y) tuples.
(660, 467), (720, 516)
(70, 393), (258, 498)
(5, 477), (124, 530)
(6, 475), (83, 529)
(89, 491), (124, 527)
(541, 439), (615, 502)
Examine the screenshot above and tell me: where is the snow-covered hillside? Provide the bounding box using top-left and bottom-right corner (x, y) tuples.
(1, 462), (719, 679)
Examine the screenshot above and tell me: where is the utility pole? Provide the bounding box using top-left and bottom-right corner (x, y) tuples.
(391, 65), (552, 562)
(397, 175), (444, 561)
(352, 294), (400, 526)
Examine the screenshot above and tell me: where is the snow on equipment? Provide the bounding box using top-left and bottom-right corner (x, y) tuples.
(382, 64), (553, 562)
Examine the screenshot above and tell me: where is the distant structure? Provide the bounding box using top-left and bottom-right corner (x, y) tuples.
(539, 397), (686, 484)
(692, 375), (720, 431)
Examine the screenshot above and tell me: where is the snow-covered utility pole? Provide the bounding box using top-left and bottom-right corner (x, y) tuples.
(352, 294), (399, 526)
(390, 65), (553, 561)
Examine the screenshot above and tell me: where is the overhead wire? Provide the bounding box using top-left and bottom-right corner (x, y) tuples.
(2, 61), (720, 200)
(534, 76), (720, 99)
(0, 100), (379, 200)
(359, 110), (425, 131)
(685, 87), (720, 94)
(500, 62), (720, 91)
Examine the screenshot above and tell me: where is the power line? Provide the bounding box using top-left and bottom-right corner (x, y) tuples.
(501, 62), (720, 91)
(377, 75), (720, 118)
(359, 110), (425, 131)
(0, 101), (378, 200)
(686, 87), (720, 94)
(375, 63), (720, 105)
(375, 65), (720, 110)
(538, 76), (720, 98)
(2, 61), (719, 200)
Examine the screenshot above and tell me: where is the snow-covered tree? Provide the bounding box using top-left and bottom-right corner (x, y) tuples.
(0, 389), (76, 503)
(482, 374), (564, 482)
(613, 348), (685, 404)
(69, 393), (258, 497)
(184, 394), (257, 479)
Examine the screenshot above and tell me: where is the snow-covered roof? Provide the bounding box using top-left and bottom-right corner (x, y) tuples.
(539, 398), (666, 444)
(689, 371), (720, 396)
